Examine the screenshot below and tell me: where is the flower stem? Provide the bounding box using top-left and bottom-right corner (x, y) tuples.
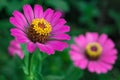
(22, 48), (46, 80)
(25, 53), (34, 80)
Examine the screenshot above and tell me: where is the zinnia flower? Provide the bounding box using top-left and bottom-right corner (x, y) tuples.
(69, 32), (117, 74)
(8, 39), (24, 59)
(10, 4), (70, 54)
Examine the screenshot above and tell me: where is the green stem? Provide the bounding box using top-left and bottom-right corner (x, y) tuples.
(22, 49), (46, 80)
(37, 52), (44, 80)
(25, 53), (34, 80)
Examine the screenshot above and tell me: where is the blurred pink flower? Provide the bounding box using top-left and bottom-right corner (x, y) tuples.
(10, 4), (70, 54)
(69, 32), (117, 74)
(8, 39), (24, 59)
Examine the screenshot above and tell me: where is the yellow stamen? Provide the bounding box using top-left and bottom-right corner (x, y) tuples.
(85, 42), (102, 59)
(32, 18), (52, 36)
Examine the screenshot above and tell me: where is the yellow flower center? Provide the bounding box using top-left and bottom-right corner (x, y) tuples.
(32, 18), (52, 36)
(85, 42), (102, 60)
(27, 18), (52, 43)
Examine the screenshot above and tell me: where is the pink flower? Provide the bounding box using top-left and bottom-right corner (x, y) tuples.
(8, 39), (24, 59)
(69, 32), (117, 74)
(10, 4), (70, 54)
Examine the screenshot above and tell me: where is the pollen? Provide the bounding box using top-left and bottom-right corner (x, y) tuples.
(85, 42), (102, 60)
(32, 18), (52, 36)
(27, 18), (52, 43)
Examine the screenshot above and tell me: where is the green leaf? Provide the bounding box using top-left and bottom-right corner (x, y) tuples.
(30, 49), (41, 74)
(30, 49), (47, 80)
(21, 44), (29, 75)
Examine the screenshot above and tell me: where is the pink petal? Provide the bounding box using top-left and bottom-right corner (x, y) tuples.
(8, 39), (24, 59)
(88, 61), (95, 73)
(50, 34), (70, 40)
(15, 36), (30, 43)
(34, 4), (43, 19)
(10, 17), (25, 31)
(52, 19), (66, 31)
(10, 39), (21, 48)
(37, 43), (55, 55)
(10, 28), (26, 36)
(100, 55), (117, 64)
(13, 10), (28, 28)
(69, 50), (84, 61)
(23, 4), (34, 24)
(102, 49), (117, 56)
(101, 49), (117, 64)
(103, 39), (115, 50)
(86, 32), (98, 43)
(76, 58), (88, 69)
(10, 28), (30, 43)
(90, 61), (108, 74)
(93, 62), (101, 74)
(8, 47), (24, 59)
(15, 50), (24, 59)
(98, 34), (108, 46)
(43, 8), (54, 22)
(51, 11), (62, 26)
(46, 40), (68, 51)
(94, 62), (105, 74)
(74, 35), (86, 48)
(70, 44), (80, 52)
(27, 42), (37, 53)
(51, 25), (70, 34)
(99, 61), (112, 71)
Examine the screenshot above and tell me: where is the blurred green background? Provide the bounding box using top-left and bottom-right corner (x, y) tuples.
(0, 0), (120, 80)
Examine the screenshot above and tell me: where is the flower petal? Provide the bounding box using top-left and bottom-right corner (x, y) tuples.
(13, 10), (28, 28)
(94, 62), (104, 74)
(44, 8), (54, 22)
(8, 39), (24, 59)
(34, 4), (43, 19)
(86, 32), (98, 43)
(100, 55), (117, 64)
(27, 42), (37, 53)
(23, 4), (34, 24)
(51, 11), (62, 26)
(51, 25), (70, 34)
(69, 50), (85, 61)
(46, 40), (68, 51)
(74, 35), (86, 48)
(37, 43), (54, 55)
(75, 58), (88, 69)
(10, 17), (25, 31)
(99, 61), (112, 72)
(70, 44), (80, 52)
(50, 34), (70, 40)
(52, 19), (66, 31)
(10, 28), (30, 43)
(102, 49), (117, 56)
(10, 28), (26, 36)
(98, 34), (108, 46)
(103, 39), (115, 50)
(88, 61), (95, 73)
